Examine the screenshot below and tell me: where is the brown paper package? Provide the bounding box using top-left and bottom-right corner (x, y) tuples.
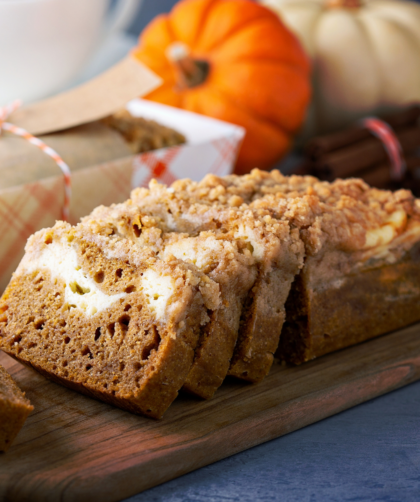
(0, 56), (163, 190)
(0, 122), (132, 190)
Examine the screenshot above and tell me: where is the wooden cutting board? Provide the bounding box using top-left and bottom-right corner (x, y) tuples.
(1, 322), (420, 502)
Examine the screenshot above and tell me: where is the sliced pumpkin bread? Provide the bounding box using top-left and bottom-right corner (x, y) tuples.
(127, 185), (305, 383)
(0, 221), (219, 418)
(84, 203), (259, 398)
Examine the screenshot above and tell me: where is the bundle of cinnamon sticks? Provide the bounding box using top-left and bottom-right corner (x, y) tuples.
(298, 106), (420, 195)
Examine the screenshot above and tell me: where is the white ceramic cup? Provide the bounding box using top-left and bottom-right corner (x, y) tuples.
(0, 0), (141, 106)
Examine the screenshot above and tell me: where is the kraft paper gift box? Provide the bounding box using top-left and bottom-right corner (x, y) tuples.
(0, 58), (244, 292)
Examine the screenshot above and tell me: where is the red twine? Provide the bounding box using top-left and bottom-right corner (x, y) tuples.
(0, 100), (72, 221)
(362, 117), (406, 182)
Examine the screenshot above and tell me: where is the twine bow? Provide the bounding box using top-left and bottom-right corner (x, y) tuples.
(362, 117), (406, 182)
(0, 100), (72, 221)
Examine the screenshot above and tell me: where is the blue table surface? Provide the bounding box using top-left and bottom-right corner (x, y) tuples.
(125, 379), (420, 502)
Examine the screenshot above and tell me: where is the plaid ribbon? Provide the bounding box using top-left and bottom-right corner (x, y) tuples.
(0, 100), (72, 221)
(362, 117), (406, 182)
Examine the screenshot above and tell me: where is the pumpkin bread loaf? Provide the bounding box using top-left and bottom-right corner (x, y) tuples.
(1, 170), (419, 420)
(127, 185), (305, 383)
(0, 364), (33, 452)
(83, 202), (259, 399)
(0, 221), (219, 418)
(163, 169), (420, 364)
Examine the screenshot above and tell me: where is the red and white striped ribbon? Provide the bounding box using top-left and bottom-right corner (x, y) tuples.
(362, 117), (406, 182)
(0, 100), (72, 221)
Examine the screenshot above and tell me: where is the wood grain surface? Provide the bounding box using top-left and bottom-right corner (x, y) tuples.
(1, 323), (420, 502)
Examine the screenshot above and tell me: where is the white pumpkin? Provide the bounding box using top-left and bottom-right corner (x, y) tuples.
(261, 0), (420, 134)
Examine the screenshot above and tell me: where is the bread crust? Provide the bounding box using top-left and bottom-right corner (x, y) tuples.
(279, 242), (420, 364)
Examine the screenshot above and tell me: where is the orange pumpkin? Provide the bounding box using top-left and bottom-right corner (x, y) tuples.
(133, 0), (311, 174)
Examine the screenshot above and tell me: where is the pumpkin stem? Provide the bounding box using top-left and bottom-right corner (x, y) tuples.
(166, 42), (209, 90)
(326, 0), (363, 8)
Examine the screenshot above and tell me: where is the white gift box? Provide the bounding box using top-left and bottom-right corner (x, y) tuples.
(128, 99), (245, 189)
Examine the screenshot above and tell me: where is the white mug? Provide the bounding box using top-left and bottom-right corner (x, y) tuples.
(0, 0), (141, 106)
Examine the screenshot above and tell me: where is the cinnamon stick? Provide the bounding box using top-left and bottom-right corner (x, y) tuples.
(407, 156), (420, 173)
(289, 161), (313, 177)
(345, 156), (420, 190)
(403, 158), (420, 196)
(312, 125), (420, 180)
(358, 163), (392, 188)
(306, 105), (420, 159)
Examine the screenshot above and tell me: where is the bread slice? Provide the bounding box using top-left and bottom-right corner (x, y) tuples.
(84, 203), (258, 399)
(0, 364), (33, 452)
(128, 185), (305, 383)
(0, 221), (219, 418)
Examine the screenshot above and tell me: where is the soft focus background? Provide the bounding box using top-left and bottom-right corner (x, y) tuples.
(82, 0), (420, 178)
